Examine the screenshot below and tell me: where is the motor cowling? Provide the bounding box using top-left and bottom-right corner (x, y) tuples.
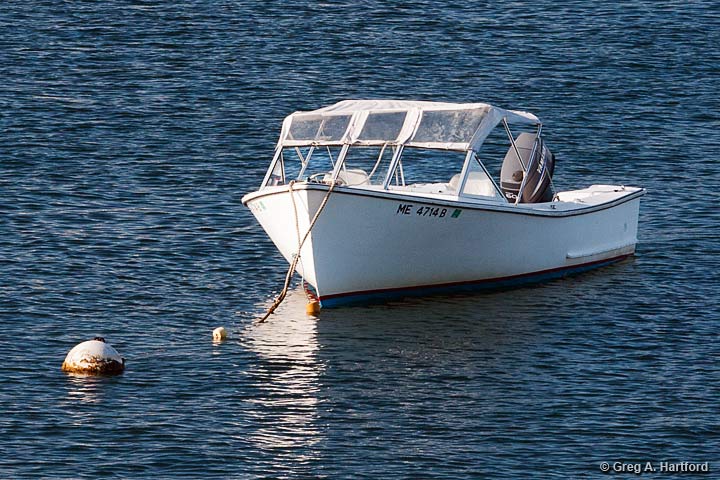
(500, 132), (556, 203)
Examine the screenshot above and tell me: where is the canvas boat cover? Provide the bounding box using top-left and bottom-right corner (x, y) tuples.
(278, 99), (540, 152)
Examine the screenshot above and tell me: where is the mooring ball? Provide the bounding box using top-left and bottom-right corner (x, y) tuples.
(62, 339), (125, 375)
(212, 327), (227, 341)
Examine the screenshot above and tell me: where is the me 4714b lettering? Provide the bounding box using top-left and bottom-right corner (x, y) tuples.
(396, 204), (455, 219)
(416, 206), (447, 218)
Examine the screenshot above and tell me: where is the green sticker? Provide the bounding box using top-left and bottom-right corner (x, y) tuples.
(451, 209), (462, 218)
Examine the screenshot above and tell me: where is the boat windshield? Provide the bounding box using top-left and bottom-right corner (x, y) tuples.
(267, 145), (394, 187)
(340, 145), (396, 186)
(264, 144), (501, 200)
(262, 100), (542, 201)
(266, 146), (343, 186)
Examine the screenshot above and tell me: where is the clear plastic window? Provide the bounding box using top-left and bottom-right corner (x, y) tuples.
(411, 108), (488, 144)
(267, 146), (341, 186)
(357, 112), (406, 142)
(477, 124), (517, 178)
(304, 146), (343, 182)
(287, 114), (352, 142)
(388, 148), (465, 189)
(339, 145), (395, 186)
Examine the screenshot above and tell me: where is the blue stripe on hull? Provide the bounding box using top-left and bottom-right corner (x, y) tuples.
(318, 255), (630, 308)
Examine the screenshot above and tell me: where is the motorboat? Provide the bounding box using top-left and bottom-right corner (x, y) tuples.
(242, 100), (644, 307)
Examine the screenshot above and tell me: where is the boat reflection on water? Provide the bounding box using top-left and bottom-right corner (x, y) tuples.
(239, 277), (602, 470)
(240, 288), (325, 452)
(242, 281), (552, 399)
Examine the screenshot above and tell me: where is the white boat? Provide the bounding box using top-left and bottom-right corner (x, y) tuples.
(242, 100), (644, 307)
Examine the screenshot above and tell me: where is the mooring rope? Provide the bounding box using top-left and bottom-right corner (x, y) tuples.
(256, 180), (337, 324)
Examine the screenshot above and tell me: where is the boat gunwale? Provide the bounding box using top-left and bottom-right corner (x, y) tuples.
(241, 183), (645, 219)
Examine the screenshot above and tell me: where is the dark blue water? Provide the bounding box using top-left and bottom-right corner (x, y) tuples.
(2, 2), (719, 478)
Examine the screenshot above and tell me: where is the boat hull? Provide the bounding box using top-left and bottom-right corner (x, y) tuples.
(243, 185), (643, 307)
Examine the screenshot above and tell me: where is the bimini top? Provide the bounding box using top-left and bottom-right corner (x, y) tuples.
(277, 99), (540, 152)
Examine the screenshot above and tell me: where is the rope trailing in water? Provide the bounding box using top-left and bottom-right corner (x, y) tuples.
(256, 180), (337, 323)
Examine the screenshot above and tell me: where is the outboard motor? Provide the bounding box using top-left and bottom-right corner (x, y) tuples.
(500, 132), (556, 203)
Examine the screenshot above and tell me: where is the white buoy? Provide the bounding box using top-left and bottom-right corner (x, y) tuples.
(61, 337), (125, 375)
(212, 327), (227, 342)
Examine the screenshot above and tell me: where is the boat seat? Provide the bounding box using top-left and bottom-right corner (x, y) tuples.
(395, 182), (453, 194)
(449, 172), (500, 197)
(322, 168), (370, 186)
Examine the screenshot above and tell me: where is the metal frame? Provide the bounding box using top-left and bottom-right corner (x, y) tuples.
(514, 124), (543, 205)
(264, 109), (545, 201)
(367, 143), (389, 183)
(456, 150), (474, 194)
(261, 147), (284, 188)
(502, 118), (528, 173)
(383, 145), (405, 189)
(329, 144), (350, 183)
(296, 146), (315, 180)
